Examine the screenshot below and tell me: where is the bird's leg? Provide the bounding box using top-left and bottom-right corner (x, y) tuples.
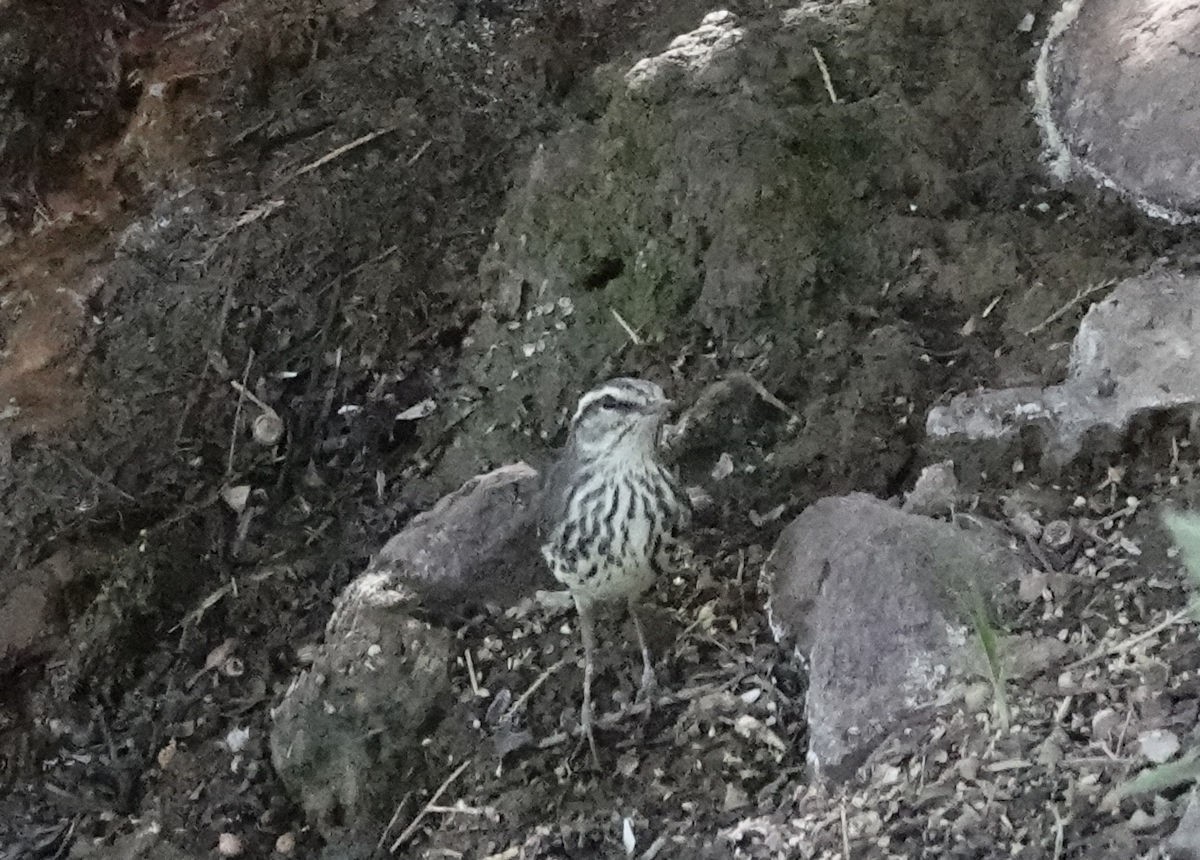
(629, 599), (658, 707)
(574, 595), (601, 768)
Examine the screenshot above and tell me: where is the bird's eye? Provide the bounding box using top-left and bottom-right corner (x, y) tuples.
(599, 395), (620, 410)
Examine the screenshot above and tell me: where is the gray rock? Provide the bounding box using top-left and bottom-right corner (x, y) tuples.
(1167, 790), (1200, 860)
(927, 270), (1200, 469)
(624, 11), (746, 103)
(1034, 0), (1200, 223)
(901, 460), (958, 517)
(270, 572), (452, 842)
(367, 462), (553, 614)
(763, 493), (1023, 780)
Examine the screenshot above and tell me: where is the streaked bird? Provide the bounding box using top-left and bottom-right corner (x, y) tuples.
(538, 377), (690, 765)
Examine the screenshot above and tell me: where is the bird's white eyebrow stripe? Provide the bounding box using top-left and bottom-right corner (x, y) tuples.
(572, 385), (643, 422)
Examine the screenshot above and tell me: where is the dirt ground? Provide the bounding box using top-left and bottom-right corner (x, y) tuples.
(2, 0), (1200, 858)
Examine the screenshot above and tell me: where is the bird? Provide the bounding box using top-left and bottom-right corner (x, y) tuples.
(537, 377), (691, 765)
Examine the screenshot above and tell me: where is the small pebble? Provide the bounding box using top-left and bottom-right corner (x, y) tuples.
(218, 833), (244, 857)
(275, 832), (296, 855)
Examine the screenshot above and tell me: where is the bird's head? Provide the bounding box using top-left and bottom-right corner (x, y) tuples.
(568, 377), (673, 458)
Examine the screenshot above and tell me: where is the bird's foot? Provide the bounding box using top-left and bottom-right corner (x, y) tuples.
(580, 700), (601, 769)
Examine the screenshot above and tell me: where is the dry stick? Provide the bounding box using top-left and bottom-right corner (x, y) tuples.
(390, 758), (473, 853)
(288, 126), (400, 183)
(610, 307), (643, 345)
(840, 800), (851, 858)
(375, 791), (412, 854)
(1025, 278), (1116, 336)
(812, 47), (839, 104)
(53, 450), (135, 502)
(728, 371), (801, 421)
(502, 657), (568, 723)
(1050, 805), (1065, 860)
(299, 245), (398, 455)
(1066, 604), (1195, 670)
(227, 351), (255, 476)
(465, 648), (480, 696)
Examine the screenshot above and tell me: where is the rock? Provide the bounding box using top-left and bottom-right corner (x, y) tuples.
(1034, 0), (1200, 223)
(763, 493), (1023, 780)
(624, 11), (746, 103)
(1167, 791), (1200, 860)
(0, 548), (86, 672)
(926, 270), (1200, 469)
(1138, 729), (1181, 765)
(270, 572), (452, 845)
(366, 462), (553, 615)
(901, 460), (958, 517)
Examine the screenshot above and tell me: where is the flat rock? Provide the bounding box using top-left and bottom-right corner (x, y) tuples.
(0, 548), (87, 672)
(1167, 790), (1200, 860)
(763, 493), (1023, 780)
(624, 10), (745, 103)
(367, 462), (553, 614)
(927, 270), (1200, 469)
(270, 572), (452, 846)
(1034, 0), (1200, 222)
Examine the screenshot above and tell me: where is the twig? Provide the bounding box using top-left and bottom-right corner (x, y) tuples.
(610, 308), (643, 345)
(465, 648), (480, 696)
(53, 450), (136, 502)
(812, 47), (839, 104)
(840, 800), (851, 858)
(390, 759), (473, 852)
(406, 139), (432, 166)
(299, 245), (397, 453)
(502, 658), (568, 722)
(425, 803), (492, 816)
(289, 126), (400, 182)
(376, 792), (412, 852)
(228, 351), (254, 476)
(229, 379), (273, 414)
(1025, 278), (1116, 336)
(728, 371), (801, 421)
(1066, 604), (1194, 670)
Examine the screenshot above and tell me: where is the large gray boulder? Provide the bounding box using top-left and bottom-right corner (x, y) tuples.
(270, 572), (452, 850)
(271, 462), (551, 847)
(366, 462), (553, 615)
(763, 493), (1023, 780)
(927, 270), (1200, 470)
(1034, 0), (1200, 223)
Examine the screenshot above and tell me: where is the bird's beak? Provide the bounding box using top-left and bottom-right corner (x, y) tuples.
(656, 398), (675, 415)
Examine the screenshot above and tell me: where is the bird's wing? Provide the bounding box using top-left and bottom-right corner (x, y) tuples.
(536, 448), (575, 539)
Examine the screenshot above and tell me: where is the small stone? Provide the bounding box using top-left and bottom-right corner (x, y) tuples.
(958, 755), (980, 780)
(1091, 707), (1120, 739)
(1042, 520), (1074, 550)
(723, 782), (750, 811)
(1008, 509), (1042, 541)
(711, 452), (735, 481)
(156, 739), (177, 770)
(221, 485), (251, 515)
(1138, 729), (1181, 764)
(275, 832), (296, 855)
(962, 682), (992, 714)
(217, 833), (244, 857)
(901, 460), (958, 516)
(252, 411), (284, 446)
